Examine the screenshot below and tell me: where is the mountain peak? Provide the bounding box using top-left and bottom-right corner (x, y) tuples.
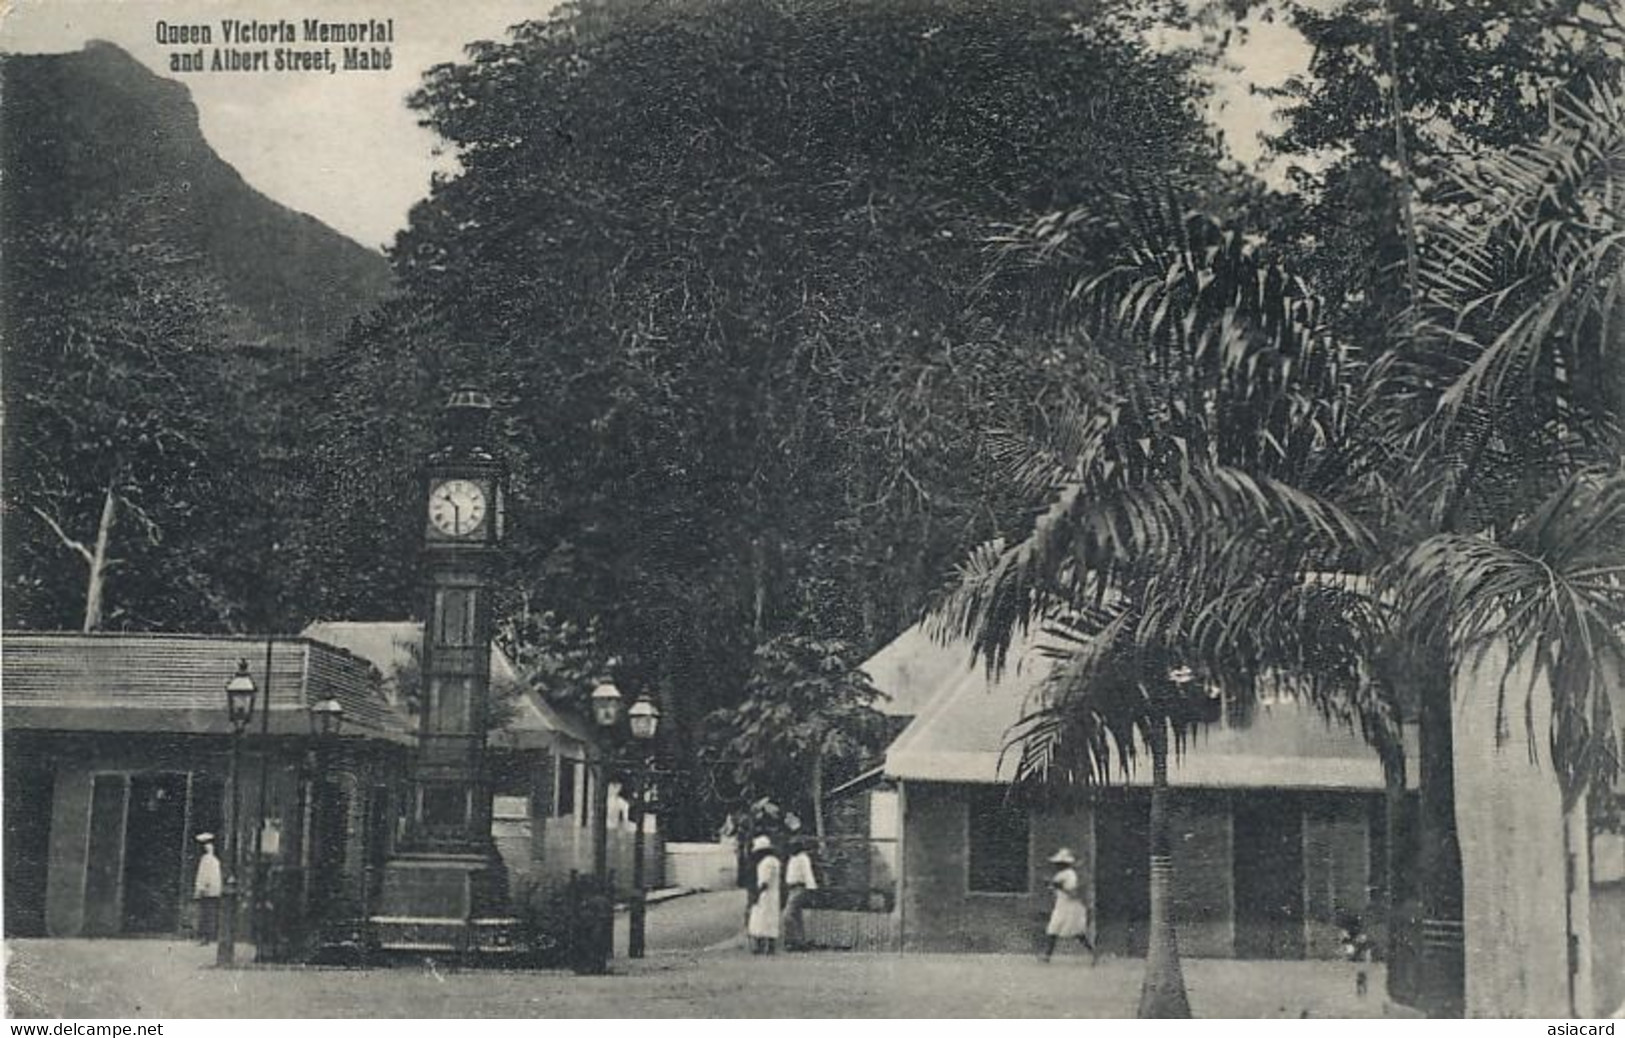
(1, 43), (391, 356)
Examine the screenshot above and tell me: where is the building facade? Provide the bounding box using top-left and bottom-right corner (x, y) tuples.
(2, 632), (411, 946)
(822, 625), (1411, 960)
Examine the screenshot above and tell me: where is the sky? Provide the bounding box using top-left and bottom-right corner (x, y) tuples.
(0, 0), (1313, 251)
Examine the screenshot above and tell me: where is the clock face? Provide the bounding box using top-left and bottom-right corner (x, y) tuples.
(428, 479), (488, 537)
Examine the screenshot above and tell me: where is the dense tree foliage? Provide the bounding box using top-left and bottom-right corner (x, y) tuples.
(702, 633), (888, 838)
(1, 44), (389, 634)
(282, 0), (1221, 832)
(2, 196), (260, 630)
(1267, 0), (1625, 358)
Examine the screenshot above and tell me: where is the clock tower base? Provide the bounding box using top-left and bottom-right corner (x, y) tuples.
(370, 850), (523, 960)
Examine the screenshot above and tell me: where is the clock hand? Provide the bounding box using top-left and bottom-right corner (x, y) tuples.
(452, 501), (461, 534)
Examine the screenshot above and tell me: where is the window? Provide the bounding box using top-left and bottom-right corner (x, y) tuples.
(434, 588), (477, 647)
(556, 757), (578, 818)
(967, 787), (1030, 893)
(429, 676), (472, 733)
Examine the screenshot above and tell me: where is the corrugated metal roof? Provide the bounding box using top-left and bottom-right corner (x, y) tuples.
(2, 632), (412, 742)
(861, 623), (988, 718)
(882, 632), (1415, 792)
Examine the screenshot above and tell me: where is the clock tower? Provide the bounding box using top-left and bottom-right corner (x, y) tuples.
(413, 387), (504, 848)
(372, 387), (517, 954)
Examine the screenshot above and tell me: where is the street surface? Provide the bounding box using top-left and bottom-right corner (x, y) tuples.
(5, 890), (1386, 1018)
(614, 888), (746, 957)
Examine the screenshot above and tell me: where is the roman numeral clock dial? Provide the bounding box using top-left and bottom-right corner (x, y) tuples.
(428, 479), (487, 538)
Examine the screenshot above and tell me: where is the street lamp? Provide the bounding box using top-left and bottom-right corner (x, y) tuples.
(628, 696), (660, 740)
(307, 695), (345, 955)
(219, 659), (258, 967)
(309, 697), (345, 738)
(580, 679), (623, 973)
(591, 680), (624, 728)
(626, 696), (660, 958)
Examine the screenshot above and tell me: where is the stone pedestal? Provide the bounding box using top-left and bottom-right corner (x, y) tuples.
(370, 850), (520, 957)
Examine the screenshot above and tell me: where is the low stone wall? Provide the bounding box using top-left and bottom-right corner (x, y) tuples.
(530, 817), (663, 898)
(804, 908), (899, 951)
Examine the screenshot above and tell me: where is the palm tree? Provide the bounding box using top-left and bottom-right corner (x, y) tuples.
(936, 192), (1381, 1017)
(941, 77), (1624, 1018)
(1370, 81), (1625, 1015)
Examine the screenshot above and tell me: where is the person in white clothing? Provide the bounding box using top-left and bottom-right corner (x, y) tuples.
(781, 836), (819, 951)
(746, 834), (782, 955)
(1042, 847), (1096, 965)
(193, 833), (223, 943)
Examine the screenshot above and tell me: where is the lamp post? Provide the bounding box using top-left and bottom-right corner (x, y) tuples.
(308, 696), (344, 952)
(219, 659), (258, 967)
(585, 679), (623, 972)
(626, 695), (660, 959)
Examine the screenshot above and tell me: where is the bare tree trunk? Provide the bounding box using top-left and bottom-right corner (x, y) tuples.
(82, 486), (116, 632)
(1382, 0), (1421, 308)
(1138, 723), (1192, 1018)
(811, 756), (825, 842)
(751, 536), (768, 639)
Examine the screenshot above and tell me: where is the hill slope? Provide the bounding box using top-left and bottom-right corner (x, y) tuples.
(0, 41), (392, 355)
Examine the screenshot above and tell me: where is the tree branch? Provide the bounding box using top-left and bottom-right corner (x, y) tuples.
(117, 493), (162, 546)
(30, 505), (94, 564)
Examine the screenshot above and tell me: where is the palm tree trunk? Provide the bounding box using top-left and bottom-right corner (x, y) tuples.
(1563, 793), (1594, 1015)
(1384, 763), (1420, 1006)
(1138, 722), (1192, 1018)
(1417, 665), (1465, 1017)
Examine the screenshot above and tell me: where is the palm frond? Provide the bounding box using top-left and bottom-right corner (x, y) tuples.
(1390, 77), (1625, 526)
(1385, 470), (1625, 799)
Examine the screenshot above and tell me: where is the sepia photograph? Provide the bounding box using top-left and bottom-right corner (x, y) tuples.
(1, 0), (1622, 1021)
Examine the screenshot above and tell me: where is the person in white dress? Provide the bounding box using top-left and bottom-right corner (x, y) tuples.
(746, 834), (782, 955)
(1042, 847), (1096, 964)
(193, 833), (223, 943)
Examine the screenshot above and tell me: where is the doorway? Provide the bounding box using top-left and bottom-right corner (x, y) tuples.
(1093, 795), (1150, 956)
(122, 773), (189, 933)
(84, 775), (129, 936)
(1233, 793), (1305, 958)
(3, 760), (55, 935)
(4, 757), (55, 936)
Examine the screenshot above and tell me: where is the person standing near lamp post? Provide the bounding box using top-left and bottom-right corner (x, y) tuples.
(194, 833), (223, 943)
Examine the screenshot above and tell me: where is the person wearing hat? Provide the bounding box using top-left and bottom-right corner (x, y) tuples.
(193, 833), (223, 944)
(780, 835), (819, 951)
(746, 834), (782, 955)
(1042, 847), (1096, 965)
